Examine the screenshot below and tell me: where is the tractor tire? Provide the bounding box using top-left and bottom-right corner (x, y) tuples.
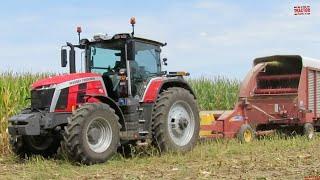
(152, 87), (200, 153)
(10, 134), (60, 158)
(56, 140), (73, 160)
(62, 103), (120, 165)
(303, 123), (314, 140)
(237, 124), (255, 143)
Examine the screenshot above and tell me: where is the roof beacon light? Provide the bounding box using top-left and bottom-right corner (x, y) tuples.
(76, 26), (82, 33)
(76, 26), (82, 44)
(130, 17), (136, 36)
(130, 17), (136, 25)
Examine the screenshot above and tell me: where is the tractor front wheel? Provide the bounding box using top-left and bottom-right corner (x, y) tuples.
(62, 103), (120, 165)
(152, 87), (200, 153)
(10, 108), (60, 158)
(10, 135), (60, 158)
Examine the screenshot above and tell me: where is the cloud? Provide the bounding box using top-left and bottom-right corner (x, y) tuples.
(199, 32), (208, 37)
(0, 1), (319, 79)
(194, 1), (238, 11)
(159, 1), (320, 78)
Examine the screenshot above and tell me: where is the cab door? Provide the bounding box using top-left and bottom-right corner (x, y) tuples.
(129, 41), (161, 99)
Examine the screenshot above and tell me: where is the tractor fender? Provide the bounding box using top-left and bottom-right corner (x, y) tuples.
(85, 94), (126, 131)
(142, 77), (196, 103)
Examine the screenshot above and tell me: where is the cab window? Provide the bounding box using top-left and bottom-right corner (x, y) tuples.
(130, 41), (161, 97)
(134, 42), (161, 76)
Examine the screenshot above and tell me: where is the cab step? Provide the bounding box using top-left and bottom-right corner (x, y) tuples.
(139, 131), (149, 135)
(139, 119), (146, 123)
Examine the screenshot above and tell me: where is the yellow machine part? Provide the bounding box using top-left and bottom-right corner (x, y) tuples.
(199, 111), (216, 136)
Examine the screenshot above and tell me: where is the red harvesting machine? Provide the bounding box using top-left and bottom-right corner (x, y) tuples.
(200, 55), (319, 142)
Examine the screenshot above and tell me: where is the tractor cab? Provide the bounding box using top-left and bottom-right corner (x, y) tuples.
(61, 32), (166, 102)
(87, 33), (165, 101)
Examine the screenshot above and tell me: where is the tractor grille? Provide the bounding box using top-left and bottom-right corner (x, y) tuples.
(31, 88), (55, 110)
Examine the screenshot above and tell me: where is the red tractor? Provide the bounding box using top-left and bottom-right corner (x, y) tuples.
(8, 18), (200, 164)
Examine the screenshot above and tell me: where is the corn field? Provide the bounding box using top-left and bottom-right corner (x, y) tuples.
(0, 73), (240, 156)
(188, 77), (240, 110)
(0, 73), (47, 155)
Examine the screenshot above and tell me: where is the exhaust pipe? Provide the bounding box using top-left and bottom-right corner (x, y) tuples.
(67, 42), (76, 73)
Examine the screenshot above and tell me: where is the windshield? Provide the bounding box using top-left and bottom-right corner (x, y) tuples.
(134, 41), (161, 75)
(90, 41), (125, 74)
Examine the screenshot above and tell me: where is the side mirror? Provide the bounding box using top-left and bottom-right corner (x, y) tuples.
(163, 58), (168, 66)
(61, 49), (67, 67)
(127, 41), (135, 60)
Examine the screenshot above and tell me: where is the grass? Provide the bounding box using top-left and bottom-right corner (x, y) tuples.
(0, 136), (319, 179)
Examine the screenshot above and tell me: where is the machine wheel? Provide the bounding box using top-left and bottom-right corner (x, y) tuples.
(237, 124), (255, 143)
(303, 123), (314, 140)
(10, 135), (60, 158)
(62, 103), (120, 165)
(152, 87), (200, 153)
(10, 108), (60, 158)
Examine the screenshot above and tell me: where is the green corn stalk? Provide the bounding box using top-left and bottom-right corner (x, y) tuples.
(188, 76), (240, 110)
(0, 72), (48, 155)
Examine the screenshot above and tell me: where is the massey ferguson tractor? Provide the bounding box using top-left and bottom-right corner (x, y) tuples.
(8, 18), (200, 164)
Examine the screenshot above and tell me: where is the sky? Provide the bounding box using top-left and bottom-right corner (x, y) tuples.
(0, 0), (319, 79)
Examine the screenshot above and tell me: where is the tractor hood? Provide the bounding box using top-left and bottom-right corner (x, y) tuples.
(32, 73), (101, 89)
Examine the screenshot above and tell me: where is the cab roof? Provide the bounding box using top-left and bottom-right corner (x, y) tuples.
(90, 33), (166, 47)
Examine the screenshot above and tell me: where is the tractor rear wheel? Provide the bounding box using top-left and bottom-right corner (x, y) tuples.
(303, 123), (314, 140)
(62, 103), (120, 165)
(237, 124), (255, 143)
(10, 135), (60, 158)
(152, 87), (200, 153)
